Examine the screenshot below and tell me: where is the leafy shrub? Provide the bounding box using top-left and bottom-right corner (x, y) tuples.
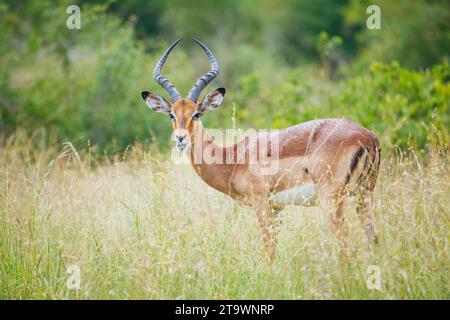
(230, 61), (449, 151)
(0, 3), (187, 151)
(335, 61), (449, 150)
(0, 2), (448, 154)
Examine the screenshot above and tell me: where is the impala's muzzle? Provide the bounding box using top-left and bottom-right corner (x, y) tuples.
(174, 129), (189, 152)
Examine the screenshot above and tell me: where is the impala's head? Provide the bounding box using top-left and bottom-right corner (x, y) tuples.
(141, 38), (225, 152)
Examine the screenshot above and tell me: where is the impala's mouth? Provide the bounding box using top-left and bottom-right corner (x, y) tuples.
(176, 141), (188, 152)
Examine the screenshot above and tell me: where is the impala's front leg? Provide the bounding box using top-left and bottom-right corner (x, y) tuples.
(253, 195), (281, 263)
(269, 205), (283, 258)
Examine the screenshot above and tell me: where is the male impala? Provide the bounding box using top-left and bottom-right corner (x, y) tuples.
(141, 38), (381, 262)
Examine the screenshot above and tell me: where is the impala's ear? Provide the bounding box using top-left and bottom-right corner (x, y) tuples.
(199, 88), (225, 115)
(141, 91), (171, 115)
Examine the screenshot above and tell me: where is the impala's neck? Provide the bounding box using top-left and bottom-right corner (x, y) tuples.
(189, 121), (234, 196)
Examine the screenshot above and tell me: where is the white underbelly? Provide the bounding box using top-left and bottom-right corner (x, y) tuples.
(269, 183), (318, 207)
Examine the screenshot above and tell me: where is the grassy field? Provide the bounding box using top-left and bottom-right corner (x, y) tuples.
(0, 137), (448, 299)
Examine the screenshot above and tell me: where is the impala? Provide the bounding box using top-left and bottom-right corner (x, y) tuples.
(141, 38), (381, 262)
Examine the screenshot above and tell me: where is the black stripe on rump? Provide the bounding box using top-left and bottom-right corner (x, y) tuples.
(345, 147), (366, 185)
(350, 147), (366, 173)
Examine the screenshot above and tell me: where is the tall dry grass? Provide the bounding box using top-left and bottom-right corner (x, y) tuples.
(0, 135), (448, 299)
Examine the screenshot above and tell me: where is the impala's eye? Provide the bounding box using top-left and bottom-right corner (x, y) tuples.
(168, 113), (176, 121)
(192, 112), (200, 120)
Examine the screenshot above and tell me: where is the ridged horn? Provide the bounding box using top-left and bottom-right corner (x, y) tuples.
(152, 38), (182, 102)
(186, 37), (219, 102)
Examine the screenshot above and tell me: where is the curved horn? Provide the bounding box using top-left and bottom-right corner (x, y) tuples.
(152, 38), (182, 102)
(187, 37), (219, 102)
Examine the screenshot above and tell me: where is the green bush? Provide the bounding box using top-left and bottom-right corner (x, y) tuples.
(338, 61), (449, 150)
(230, 61), (449, 151)
(0, 1), (448, 154)
(0, 3), (183, 151)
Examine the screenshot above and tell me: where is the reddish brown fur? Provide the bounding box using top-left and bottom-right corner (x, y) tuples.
(168, 99), (381, 262)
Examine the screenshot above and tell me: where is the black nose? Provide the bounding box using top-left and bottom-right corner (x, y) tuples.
(141, 91), (150, 100)
(177, 135), (186, 142)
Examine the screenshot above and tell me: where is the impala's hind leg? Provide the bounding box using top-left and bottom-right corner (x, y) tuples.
(320, 185), (349, 254)
(356, 191), (378, 244)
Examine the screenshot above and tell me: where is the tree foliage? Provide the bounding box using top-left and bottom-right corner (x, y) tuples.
(0, 0), (448, 152)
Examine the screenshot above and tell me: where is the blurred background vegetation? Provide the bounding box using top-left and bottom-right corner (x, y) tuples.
(0, 0), (449, 153)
